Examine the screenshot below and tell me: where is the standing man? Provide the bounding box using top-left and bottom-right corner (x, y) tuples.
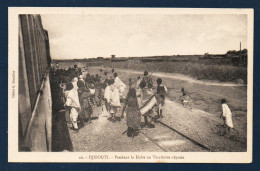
(109, 80), (121, 122)
(114, 72), (126, 99)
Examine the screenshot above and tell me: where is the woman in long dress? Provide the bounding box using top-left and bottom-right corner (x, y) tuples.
(125, 84), (141, 137)
(88, 83), (99, 120)
(221, 99), (233, 131)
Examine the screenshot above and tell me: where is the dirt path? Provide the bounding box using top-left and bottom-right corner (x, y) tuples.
(161, 99), (246, 151)
(93, 67), (246, 87)
(88, 67), (247, 152)
(68, 111), (206, 152)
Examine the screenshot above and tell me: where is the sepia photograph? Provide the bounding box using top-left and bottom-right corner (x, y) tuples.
(8, 7), (253, 163)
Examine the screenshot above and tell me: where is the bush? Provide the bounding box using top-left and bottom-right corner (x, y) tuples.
(105, 61), (247, 83)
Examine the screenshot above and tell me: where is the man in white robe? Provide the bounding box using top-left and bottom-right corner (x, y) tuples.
(65, 83), (81, 130)
(113, 73), (126, 98)
(109, 83), (121, 121)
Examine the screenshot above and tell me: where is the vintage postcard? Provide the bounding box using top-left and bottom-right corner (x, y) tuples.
(8, 7), (253, 163)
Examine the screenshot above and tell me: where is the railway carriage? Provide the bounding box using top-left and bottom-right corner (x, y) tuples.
(19, 14), (52, 151)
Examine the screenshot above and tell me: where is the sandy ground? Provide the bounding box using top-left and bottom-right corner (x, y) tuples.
(86, 67), (247, 151)
(68, 109), (206, 152)
(52, 65), (247, 152)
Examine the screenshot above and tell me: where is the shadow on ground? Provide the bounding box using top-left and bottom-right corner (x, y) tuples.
(52, 110), (73, 152)
(50, 76), (73, 152)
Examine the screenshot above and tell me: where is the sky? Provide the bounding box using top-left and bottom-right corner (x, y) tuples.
(41, 14), (247, 59)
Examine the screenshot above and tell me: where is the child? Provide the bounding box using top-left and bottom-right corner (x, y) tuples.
(156, 78), (168, 119)
(143, 70), (153, 89)
(220, 99), (233, 132)
(180, 88), (192, 109)
(109, 79), (121, 122)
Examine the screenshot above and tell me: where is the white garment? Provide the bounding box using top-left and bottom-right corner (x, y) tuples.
(89, 88), (96, 95)
(136, 79), (141, 89)
(222, 103), (233, 128)
(82, 71), (88, 79)
(70, 107), (79, 129)
(110, 85), (121, 107)
(136, 79), (141, 97)
(114, 77), (126, 96)
(102, 104), (109, 117)
(65, 89), (81, 109)
(70, 107), (79, 122)
(72, 77), (78, 90)
(104, 86), (111, 102)
(80, 78), (85, 85)
(162, 84), (168, 93)
(79, 75), (85, 84)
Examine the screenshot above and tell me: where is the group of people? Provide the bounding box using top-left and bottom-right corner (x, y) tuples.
(50, 63), (234, 138)
(50, 63), (169, 137)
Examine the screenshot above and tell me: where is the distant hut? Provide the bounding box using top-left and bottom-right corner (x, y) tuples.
(111, 55), (116, 59)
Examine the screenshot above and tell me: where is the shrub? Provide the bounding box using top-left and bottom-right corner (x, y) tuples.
(105, 61), (247, 83)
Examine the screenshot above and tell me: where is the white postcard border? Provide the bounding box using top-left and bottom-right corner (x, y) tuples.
(8, 7), (254, 163)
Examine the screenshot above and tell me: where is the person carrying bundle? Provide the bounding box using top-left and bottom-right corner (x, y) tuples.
(138, 80), (156, 128)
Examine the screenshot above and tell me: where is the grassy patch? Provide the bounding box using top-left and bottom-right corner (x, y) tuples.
(106, 61), (247, 83)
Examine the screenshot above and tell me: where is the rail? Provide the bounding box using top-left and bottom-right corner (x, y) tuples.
(148, 115), (212, 152)
(24, 68), (49, 143)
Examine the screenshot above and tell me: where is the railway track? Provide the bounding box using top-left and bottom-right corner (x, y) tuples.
(141, 115), (212, 152)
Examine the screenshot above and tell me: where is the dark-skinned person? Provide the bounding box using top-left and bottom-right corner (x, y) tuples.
(125, 79), (141, 137)
(139, 80), (155, 128)
(88, 83), (99, 120)
(155, 78), (168, 119)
